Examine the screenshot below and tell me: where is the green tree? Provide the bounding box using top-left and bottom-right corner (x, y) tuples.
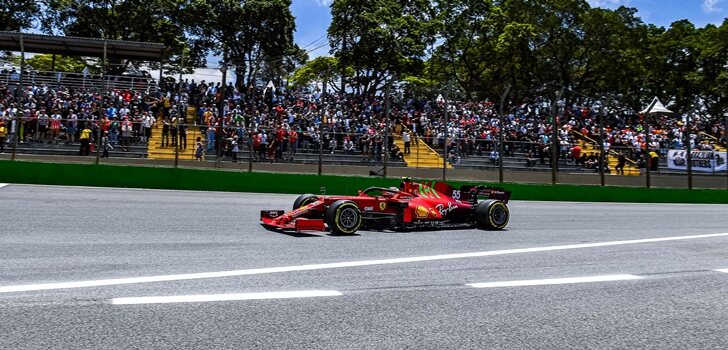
(638, 20), (701, 114)
(289, 56), (352, 93)
(0, 0), (38, 31)
(18, 54), (90, 72)
(434, 0), (498, 99)
(183, 0), (300, 89)
(688, 20), (728, 118)
(328, 0), (438, 96)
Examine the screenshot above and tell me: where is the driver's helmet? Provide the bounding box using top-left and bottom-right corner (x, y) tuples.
(388, 187), (400, 193)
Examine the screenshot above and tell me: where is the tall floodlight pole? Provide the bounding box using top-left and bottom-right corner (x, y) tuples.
(498, 85), (511, 183)
(11, 34), (24, 161)
(383, 78), (393, 178)
(551, 90), (563, 185)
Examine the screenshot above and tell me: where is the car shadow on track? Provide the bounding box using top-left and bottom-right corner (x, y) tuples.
(260, 224), (363, 238)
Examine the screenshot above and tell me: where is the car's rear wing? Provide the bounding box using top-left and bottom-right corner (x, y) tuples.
(460, 185), (511, 204)
(430, 181), (511, 204)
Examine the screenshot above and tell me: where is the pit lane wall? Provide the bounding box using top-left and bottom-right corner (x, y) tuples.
(1, 160), (727, 204)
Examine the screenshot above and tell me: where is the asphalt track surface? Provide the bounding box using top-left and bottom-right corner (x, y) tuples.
(1, 184), (727, 350)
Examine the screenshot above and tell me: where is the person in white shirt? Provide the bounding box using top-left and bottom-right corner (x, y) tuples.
(402, 130), (411, 155)
(66, 112), (78, 144)
(37, 109), (49, 143)
(141, 113), (155, 143)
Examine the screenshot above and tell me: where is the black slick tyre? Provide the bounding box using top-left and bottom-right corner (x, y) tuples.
(325, 200), (362, 235)
(475, 199), (509, 230)
(293, 194), (319, 210)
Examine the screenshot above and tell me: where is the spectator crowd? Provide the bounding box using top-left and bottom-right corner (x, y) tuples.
(2, 76), (726, 175)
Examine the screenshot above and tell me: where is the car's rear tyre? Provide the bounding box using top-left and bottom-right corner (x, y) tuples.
(475, 200), (509, 230)
(293, 194), (319, 210)
(325, 200), (362, 235)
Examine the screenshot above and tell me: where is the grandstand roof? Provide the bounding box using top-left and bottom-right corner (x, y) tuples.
(0, 31), (165, 61)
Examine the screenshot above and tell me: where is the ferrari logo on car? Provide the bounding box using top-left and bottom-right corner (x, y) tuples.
(379, 202), (387, 211)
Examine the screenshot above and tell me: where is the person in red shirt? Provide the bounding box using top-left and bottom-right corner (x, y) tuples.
(275, 125), (287, 160)
(274, 104), (285, 119)
(101, 116), (111, 134)
(570, 144), (582, 166)
(287, 128), (298, 160)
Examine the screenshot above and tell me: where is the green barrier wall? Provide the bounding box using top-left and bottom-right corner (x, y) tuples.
(1, 160), (726, 204)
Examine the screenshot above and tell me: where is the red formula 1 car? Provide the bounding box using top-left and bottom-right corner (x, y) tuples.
(260, 178), (510, 235)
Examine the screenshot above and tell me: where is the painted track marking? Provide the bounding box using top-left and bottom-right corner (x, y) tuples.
(714, 269), (728, 274)
(467, 274), (642, 288)
(112, 290), (342, 305)
(0, 183), (8, 189)
(1, 232), (727, 294)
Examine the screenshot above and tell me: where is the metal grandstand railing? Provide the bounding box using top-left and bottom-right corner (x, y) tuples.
(0, 69), (157, 93)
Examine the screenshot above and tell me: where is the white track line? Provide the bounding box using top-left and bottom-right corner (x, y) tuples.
(714, 269), (728, 274)
(1, 232), (727, 294)
(0, 183), (8, 189)
(467, 274), (642, 288)
(112, 290), (342, 305)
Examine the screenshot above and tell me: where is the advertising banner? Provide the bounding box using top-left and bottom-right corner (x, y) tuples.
(667, 149), (727, 172)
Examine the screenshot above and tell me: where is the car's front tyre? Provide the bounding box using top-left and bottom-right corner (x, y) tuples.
(325, 200), (362, 235)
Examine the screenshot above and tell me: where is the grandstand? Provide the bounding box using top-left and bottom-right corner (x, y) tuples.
(2, 32), (725, 183)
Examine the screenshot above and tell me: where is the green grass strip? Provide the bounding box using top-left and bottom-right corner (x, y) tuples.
(0, 160), (725, 204)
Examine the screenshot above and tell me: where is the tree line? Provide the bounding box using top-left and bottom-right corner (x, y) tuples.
(1, 0), (726, 117)
(311, 0), (727, 118)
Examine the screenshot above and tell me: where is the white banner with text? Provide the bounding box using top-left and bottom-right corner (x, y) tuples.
(667, 149), (727, 172)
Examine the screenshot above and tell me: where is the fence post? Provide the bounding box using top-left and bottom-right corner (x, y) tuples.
(442, 81), (451, 181)
(383, 78), (392, 178)
(551, 90), (563, 185)
(175, 52), (184, 169)
(686, 106), (693, 190)
(645, 120), (651, 189)
(498, 85), (510, 183)
(318, 129), (323, 175)
(11, 34), (24, 161)
(598, 98), (610, 186)
(248, 126), (253, 173)
(216, 63), (227, 169)
(95, 41), (106, 165)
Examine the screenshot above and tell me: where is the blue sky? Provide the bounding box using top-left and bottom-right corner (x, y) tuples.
(291, 0), (728, 59)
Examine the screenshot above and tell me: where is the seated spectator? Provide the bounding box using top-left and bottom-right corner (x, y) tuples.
(343, 138), (355, 154)
(584, 153), (597, 169)
(525, 150), (537, 167)
(390, 145), (403, 161)
(490, 149), (500, 165)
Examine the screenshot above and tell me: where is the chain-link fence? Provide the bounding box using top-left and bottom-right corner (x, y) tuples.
(2, 116), (727, 190)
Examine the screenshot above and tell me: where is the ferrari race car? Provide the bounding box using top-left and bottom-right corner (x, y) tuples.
(260, 178), (510, 235)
